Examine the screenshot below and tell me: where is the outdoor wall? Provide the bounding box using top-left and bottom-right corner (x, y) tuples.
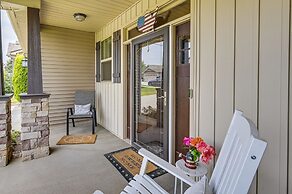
(95, 0), (291, 193)
(41, 25), (95, 126)
(191, 0), (290, 194)
(95, 0), (183, 138)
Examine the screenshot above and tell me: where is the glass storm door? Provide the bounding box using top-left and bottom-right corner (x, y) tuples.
(132, 28), (169, 160)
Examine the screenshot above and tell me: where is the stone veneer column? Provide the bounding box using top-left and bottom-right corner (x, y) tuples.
(20, 93), (50, 161)
(0, 95), (12, 167)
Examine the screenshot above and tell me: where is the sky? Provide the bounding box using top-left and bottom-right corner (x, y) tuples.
(1, 10), (18, 64)
(142, 42), (163, 65)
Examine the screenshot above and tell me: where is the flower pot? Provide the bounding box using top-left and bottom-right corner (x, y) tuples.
(185, 151), (199, 169)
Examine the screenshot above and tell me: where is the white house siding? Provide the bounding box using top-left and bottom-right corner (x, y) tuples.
(41, 25), (95, 126)
(95, 0), (183, 139)
(95, 0), (291, 193)
(192, 0), (290, 194)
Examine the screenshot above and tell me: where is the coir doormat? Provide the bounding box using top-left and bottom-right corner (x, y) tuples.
(57, 134), (97, 145)
(104, 147), (167, 182)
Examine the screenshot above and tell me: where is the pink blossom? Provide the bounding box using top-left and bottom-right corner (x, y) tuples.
(200, 145), (216, 164)
(196, 141), (208, 152)
(183, 137), (191, 146)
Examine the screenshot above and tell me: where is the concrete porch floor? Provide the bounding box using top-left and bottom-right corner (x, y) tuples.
(0, 123), (174, 194)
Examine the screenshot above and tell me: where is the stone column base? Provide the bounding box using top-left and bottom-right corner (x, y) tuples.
(20, 93), (50, 161)
(0, 95), (12, 167)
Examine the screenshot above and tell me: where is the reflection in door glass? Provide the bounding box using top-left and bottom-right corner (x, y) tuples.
(134, 36), (165, 158)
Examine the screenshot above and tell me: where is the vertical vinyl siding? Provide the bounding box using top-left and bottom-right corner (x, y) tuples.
(41, 25), (95, 126)
(198, 0), (216, 176)
(234, 0), (259, 193)
(95, 0), (186, 138)
(96, 82), (123, 136)
(193, 0), (290, 193)
(258, 0), (289, 193)
(215, 0), (235, 154)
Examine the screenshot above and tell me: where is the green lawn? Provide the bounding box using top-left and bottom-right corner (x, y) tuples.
(141, 86), (157, 96)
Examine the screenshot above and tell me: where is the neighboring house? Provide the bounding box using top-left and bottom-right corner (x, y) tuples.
(142, 65), (162, 82)
(6, 41), (23, 63)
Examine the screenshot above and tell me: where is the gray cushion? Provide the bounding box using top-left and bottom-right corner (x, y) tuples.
(74, 104), (91, 115)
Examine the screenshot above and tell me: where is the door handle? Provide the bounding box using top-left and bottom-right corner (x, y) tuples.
(158, 96), (165, 99)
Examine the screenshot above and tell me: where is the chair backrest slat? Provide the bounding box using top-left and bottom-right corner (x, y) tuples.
(209, 110), (267, 194)
(75, 91), (95, 107)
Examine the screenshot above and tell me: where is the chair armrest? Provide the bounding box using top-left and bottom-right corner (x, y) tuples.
(138, 148), (196, 187)
(90, 106), (96, 113)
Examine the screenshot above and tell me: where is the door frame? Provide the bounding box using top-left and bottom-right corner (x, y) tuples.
(174, 21), (191, 161)
(131, 27), (170, 160)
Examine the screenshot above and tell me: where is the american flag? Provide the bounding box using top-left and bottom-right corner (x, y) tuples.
(137, 9), (158, 33)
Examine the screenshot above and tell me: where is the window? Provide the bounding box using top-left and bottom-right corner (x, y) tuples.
(101, 37), (112, 60)
(100, 37), (112, 81)
(101, 61), (112, 81)
(178, 36), (190, 64)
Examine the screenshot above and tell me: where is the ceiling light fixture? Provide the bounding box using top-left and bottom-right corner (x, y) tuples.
(73, 13), (87, 22)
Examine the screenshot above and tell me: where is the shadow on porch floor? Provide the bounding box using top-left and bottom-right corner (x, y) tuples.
(0, 123), (174, 194)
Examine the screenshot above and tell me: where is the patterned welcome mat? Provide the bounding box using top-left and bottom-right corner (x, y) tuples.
(104, 147), (167, 182)
(57, 134), (97, 145)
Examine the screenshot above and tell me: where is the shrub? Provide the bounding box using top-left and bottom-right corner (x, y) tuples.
(12, 54), (28, 102)
(11, 130), (21, 144)
(142, 106), (157, 118)
(4, 59), (13, 94)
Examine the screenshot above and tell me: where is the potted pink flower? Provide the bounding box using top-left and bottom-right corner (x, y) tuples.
(182, 137), (216, 169)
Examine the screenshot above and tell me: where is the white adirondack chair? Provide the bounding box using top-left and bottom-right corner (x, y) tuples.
(94, 110), (267, 194)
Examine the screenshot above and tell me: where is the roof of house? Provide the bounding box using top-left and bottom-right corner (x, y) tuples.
(142, 65), (163, 74)
(6, 42), (23, 58)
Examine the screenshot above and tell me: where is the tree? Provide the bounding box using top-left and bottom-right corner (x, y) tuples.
(141, 60), (148, 72)
(4, 59), (13, 94)
(12, 54), (27, 102)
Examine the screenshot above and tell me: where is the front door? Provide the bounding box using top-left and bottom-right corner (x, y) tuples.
(175, 22), (190, 160)
(132, 27), (169, 160)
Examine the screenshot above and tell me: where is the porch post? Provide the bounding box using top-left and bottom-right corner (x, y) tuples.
(27, 7), (43, 94)
(19, 8), (51, 161)
(0, 9), (5, 95)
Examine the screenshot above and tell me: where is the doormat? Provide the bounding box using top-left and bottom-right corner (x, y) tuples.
(104, 147), (167, 182)
(57, 134), (97, 145)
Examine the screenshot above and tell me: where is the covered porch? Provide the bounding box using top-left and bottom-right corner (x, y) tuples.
(0, 0), (291, 194)
(0, 124), (173, 194)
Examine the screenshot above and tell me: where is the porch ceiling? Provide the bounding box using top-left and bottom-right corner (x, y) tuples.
(40, 0), (140, 32)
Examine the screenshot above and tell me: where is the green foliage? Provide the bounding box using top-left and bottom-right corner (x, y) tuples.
(4, 59), (14, 94)
(12, 54), (28, 102)
(141, 60), (148, 72)
(11, 130), (21, 144)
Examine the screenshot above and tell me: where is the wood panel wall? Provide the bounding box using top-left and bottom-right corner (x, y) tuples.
(41, 25), (95, 126)
(193, 0), (290, 193)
